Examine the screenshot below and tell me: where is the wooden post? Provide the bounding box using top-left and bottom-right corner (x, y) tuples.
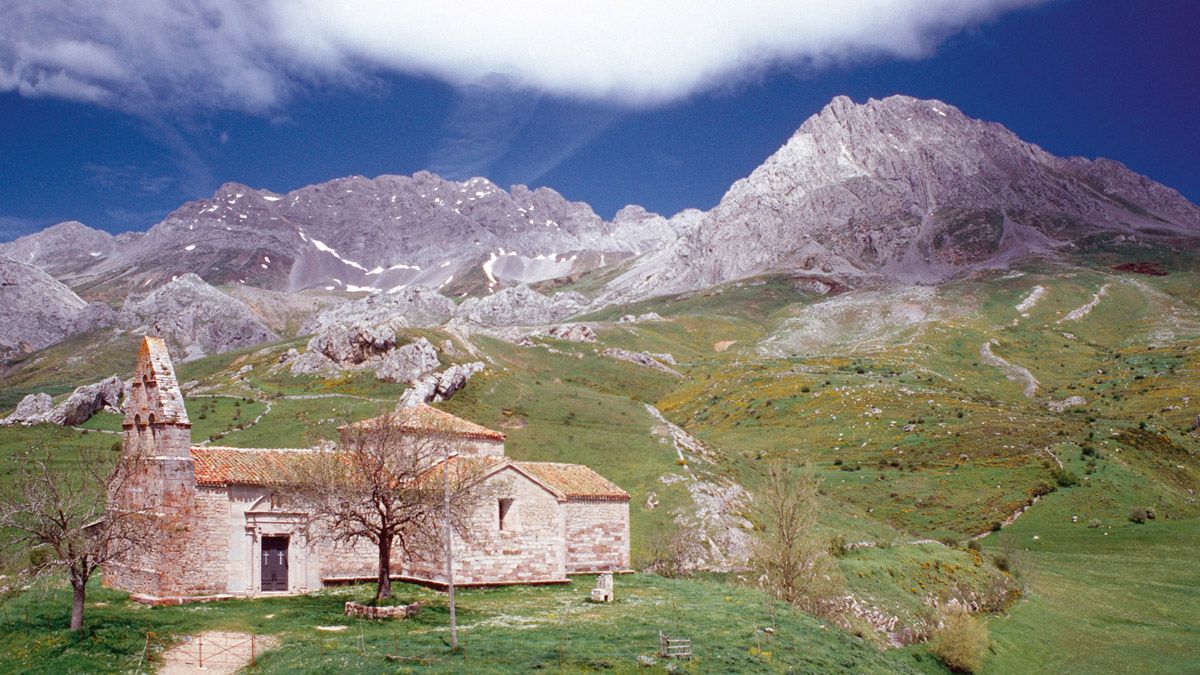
(444, 450), (458, 649)
(197, 635), (203, 668)
(251, 634), (256, 666)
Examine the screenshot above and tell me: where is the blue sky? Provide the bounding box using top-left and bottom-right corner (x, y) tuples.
(1, 0), (1197, 240)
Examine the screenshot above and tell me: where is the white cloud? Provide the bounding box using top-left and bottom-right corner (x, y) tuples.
(0, 1), (1044, 112)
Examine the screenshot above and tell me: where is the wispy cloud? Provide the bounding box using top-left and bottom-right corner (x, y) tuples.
(427, 80), (541, 180)
(0, 1), (1046, 113)
(0, 215), (53, 243)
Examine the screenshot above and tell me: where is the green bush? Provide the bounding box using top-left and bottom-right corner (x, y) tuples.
(928, 605), (989, 673)
(1129, 507), (1156, 524)
(1053, 468), (1080, 488)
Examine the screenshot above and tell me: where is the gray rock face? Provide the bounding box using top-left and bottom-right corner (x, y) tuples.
(0, 393), (54, 425)
(1, 376), (123, 426)
(299, 286), (455, 336)
(456, 286), (586, 326)
(119, 273), (277, 359)
(67, 172), (682, 296)
(607, 94), (1200, 300)
(0, 256), (102, 357)
(375, 337), (441, 383)
(44, 375), (124, 425)
(399, 362), (485, 407)
(0, 221), (122, 279)
(303, 323), (396, 367)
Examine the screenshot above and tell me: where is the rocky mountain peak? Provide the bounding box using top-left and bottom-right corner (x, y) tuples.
(604, 94), (1200, 300)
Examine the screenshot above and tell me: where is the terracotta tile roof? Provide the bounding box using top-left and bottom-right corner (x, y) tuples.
(351, 404), (505, 441)
(516, 462), (630, 501)
(190, 446), (312, 486)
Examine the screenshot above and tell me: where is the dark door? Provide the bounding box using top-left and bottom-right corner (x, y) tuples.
(261, 536), (288, 591)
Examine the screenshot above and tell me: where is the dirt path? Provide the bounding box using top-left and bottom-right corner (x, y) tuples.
(980, 339), (1039, 398)
(159, 631), (276, 674)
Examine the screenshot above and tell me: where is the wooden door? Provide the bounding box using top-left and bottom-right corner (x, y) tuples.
(261, 536), (289, 591)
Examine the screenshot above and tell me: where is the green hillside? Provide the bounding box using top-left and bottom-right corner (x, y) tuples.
(2, 253), (1198, 672)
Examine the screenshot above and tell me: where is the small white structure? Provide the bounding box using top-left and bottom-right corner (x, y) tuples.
(590, 572), (614, 602)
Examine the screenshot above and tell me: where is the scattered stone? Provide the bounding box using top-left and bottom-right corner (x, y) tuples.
(1047, 396), (1087, 412)
(546, 323), (597, 343)
(344, 600), (423, 620)
(712, 340), (737, 353)
(603, 348), (682, 378)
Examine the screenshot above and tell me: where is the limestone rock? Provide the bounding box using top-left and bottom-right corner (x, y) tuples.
(545, 323), (596, 343)
(604, 94), (1200, 301)
(0, 393), (54, 425)
(376, 338), (441, 383)
(119, 273), (277, 359)
(44, 375), (124, 425)
(455, 286), (585, 326)
(602, 348), (682, 377)
(300, 286), (455, 336)
(399, 362), (485, 407)
(0, 256), (101, 357)
(2, 376), (124, 426)
(303, 323), (395, 367)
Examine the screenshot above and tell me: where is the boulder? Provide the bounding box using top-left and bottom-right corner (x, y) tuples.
(44, 375), (125, 425)
(0, 393), (54, 425)
(399, 362), (485, 407)
(376, 338), (441, 383)
(304, 323), (395, 366)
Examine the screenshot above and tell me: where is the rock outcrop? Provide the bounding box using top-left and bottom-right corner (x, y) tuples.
(399, 362), (485, 407)
(119, 274), (277, 360)
(603, 348), (682, 377)
(0, 392), (54, 425)
(456, 286), (586, 326)
(544, 323), (597, 343)
(299, 286), (456, 336)
(0, 256), (113, 358)
(376, 338), (442, 383)
(1, 375), (123, 426)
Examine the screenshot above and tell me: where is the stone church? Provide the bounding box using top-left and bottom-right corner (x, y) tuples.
(105, 336), (630, 602)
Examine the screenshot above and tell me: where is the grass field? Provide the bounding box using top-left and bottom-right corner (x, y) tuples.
(0, 575), (943, 674)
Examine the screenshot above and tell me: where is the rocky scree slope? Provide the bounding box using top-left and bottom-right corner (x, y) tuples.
(605, 95), (1200, 300)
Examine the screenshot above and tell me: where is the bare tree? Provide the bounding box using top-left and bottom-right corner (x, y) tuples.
(288, 412), (489, 602)
(0, 445), (156, 632)
(750, 462), (845, 618)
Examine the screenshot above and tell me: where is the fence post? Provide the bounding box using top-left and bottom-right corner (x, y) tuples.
(251, 634), (256, 666)
(198, 635), (203, 668)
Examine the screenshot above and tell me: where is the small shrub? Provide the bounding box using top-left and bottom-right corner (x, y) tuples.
(1053, 468), (1080, 488)
(1129, 507), (1155, 524)
(967, 539), (981, 552)
(832, 458), (843, 466)
(928, 605), (989, 673)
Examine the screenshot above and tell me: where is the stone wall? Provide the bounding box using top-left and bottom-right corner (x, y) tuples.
(401, 466), (567, 584)
(564, 500), (630, 573)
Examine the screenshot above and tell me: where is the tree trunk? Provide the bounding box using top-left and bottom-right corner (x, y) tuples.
(70, 581), (86, 632)
(376, 536), (392, 601)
